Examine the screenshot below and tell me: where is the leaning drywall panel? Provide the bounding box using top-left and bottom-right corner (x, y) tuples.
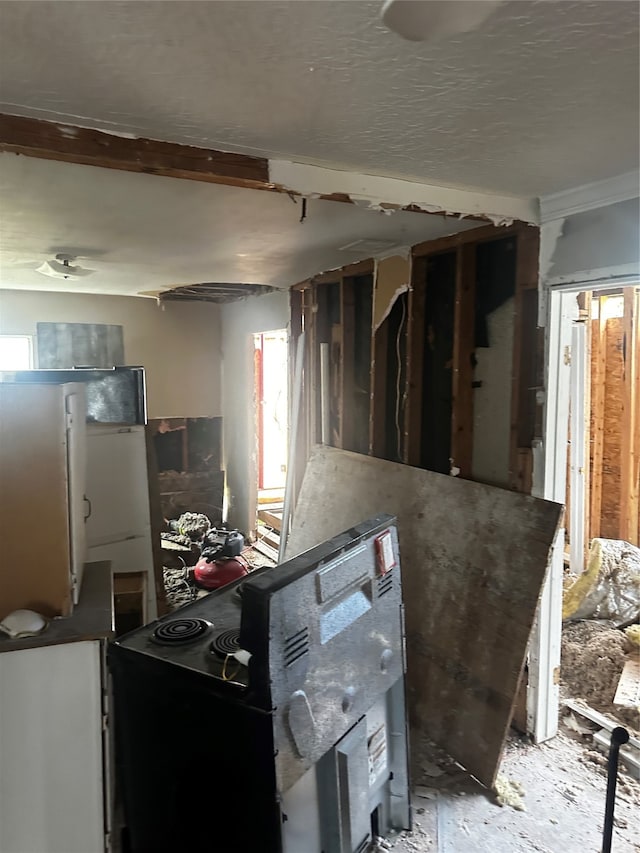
(286, 446), (562, 788)
(472, 298), (515, 487)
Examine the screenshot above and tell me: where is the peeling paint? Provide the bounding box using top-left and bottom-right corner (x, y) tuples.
(269, 160), (539, 225)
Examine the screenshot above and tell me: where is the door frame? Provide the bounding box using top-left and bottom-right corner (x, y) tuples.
(528, 276), (639, 741)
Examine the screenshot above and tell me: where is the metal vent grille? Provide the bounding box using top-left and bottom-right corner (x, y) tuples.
(377, 568), (394, 598)
(283, 627), (310, 667)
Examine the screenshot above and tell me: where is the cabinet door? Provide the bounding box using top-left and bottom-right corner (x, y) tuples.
(85, 427), (152, 545)
(65, 388), (87, 603)
(0, 641), (106, 853)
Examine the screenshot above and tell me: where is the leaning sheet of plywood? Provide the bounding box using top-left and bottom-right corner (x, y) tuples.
(286, 446), (562, 788)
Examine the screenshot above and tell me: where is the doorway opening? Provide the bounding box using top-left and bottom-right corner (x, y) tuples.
(536, 283), (639, 758)
(253, 329), (288, 546)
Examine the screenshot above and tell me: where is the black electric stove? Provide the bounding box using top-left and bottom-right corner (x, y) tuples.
(109, 514), (411, 853)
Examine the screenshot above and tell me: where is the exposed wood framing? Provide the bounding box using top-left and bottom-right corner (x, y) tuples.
(0, 113), (271, 190)
(589, 298), (607, 539)
(620, 288), (640, 542)
(509, 227), (541, 494)
(370, 319), (390, 457)
(404, 256), (427, 466)
(451, 243), (476, 478)
(340, 276), (356, 450)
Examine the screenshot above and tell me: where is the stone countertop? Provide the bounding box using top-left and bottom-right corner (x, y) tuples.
(0, 561), (114, 653)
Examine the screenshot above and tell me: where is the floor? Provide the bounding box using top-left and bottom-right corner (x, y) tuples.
(375, 731), (640, 853)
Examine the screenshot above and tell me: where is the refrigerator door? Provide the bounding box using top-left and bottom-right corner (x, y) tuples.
(65, 387), (88, 603)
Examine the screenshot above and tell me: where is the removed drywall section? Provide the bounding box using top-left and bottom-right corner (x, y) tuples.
(0, 289), (222, 419)
(472, 298), (515, 486)
(373, 255), (411, 332)
(221, 290), (289, 535)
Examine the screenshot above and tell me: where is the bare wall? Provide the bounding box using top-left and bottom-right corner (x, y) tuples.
(221, 290), (290, 535)
(0, 289), (222, 419)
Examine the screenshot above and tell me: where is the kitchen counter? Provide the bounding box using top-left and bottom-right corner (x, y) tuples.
(0, 560), (114, 653)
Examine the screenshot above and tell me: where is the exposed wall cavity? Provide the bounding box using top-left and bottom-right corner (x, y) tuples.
(472, 297), (515, 487)
(220, 289), (290, 535)
(373, 255), (411, 332)
(0, 289), (222, 419)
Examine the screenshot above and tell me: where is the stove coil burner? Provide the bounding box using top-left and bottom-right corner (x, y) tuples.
(210, 629), (241, 659)
(153, 618), (211, 645)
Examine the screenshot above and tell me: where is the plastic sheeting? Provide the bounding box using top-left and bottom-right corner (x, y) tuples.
(563, 538), (640, 627)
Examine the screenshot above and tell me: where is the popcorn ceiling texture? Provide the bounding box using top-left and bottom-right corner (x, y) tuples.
(0, 1), (638, 197)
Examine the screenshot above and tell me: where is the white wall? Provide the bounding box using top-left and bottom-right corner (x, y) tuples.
(472, 298), (515, 487)
(221, 290), (290, 534)
(0, 289), (222, 419)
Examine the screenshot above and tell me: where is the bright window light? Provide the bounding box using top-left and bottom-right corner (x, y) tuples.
(0, 336), (33, 370)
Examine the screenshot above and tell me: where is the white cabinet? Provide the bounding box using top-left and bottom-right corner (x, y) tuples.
(86, 425), (157, 620)
(0, 383), (87, 620)
(0, 641), (107, 853)
(0, 562), (113, 853)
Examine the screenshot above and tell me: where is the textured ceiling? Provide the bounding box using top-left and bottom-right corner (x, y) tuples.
(0, 1), (638, 197)
(0, 153), (479, 296)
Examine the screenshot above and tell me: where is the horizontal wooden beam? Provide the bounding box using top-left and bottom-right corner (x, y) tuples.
(412, 221), (536, 258)
(0, 113), (271, 190)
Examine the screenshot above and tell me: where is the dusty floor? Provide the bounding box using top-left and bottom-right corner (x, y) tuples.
(375, 731), (639, 853)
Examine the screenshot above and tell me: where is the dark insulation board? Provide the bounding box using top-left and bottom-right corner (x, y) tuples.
(286, 446), (562, 788)
(37, 322), (124, 368)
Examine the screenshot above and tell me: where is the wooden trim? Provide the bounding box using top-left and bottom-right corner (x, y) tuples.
(412, 222), (530, 258)
(620, 288), (640, 542)
(450, 243), (476, 478)
(589, 297), (607, 540)
(404, 257), (427, 465)
(0, 113), (271, 190)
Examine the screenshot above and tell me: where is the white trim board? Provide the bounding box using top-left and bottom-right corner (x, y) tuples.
(540, 171), (640, 223)
(269, 160), (538, 226)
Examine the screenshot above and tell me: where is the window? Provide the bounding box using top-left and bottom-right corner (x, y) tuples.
(0, 335), (33, 370)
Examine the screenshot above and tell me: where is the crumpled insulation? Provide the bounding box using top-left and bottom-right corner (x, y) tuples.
(563, 538), (640, 627)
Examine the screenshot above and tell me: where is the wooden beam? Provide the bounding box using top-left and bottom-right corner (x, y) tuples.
(589, 299), (606, 540)
(620, 288), (640, 544)
(509, 227), (540, 494)
(450, 243), (476, 478)
(340, 276), (356, 450)
(404, 257), (427, 466)
(370, 320), (390, 458)
(0, 113), (270, 190)
(412, 222), (535, 258)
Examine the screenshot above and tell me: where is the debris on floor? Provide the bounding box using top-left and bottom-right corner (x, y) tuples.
(368, 732), (640, 852)
(493, 775), (526, 811)
(561, 620), (631, 706)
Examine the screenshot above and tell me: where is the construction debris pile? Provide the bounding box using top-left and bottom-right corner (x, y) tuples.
(561, 538), (639, 774)
(160, 511), (273, 610)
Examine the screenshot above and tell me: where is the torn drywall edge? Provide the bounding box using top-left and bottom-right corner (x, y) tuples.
(269, 160), (539, 226)
(374, 283), (409, 333)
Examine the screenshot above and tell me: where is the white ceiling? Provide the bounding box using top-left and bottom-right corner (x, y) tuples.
(0, 1), (638, 197)
(0, 153), (480, 296)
